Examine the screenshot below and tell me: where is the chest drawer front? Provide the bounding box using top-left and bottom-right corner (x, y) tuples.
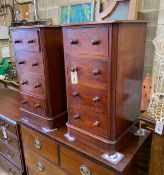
(66, 57), (108, 90)
(63, 27), (108, 56)
(0, 129), (19, 151)
(68, 84), (107, 114)
(0, 155), (22, 175)
(60, 146), (115, 175)
(21, 125), (58, 164)
(16, 52), (44, 75)
(24, 147), (67, 175)
(0, 140), (22, 169)
(69, 104), (108, 138)
(21, 94), (46, 116)
(0, 118), (17, 136)
(11, 30), (40, 52)
(19, 73), (46, 98)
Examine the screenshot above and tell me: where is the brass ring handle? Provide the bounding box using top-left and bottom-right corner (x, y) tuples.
(80, 165), (91, 175)
(36, 162), (44, 171)
(34, 138), (42, 149)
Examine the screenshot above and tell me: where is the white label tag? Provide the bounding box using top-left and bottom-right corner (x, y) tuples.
(71, 71), (78, 84)
(155, 121), (164, 135)
(2, 126), (8, 139)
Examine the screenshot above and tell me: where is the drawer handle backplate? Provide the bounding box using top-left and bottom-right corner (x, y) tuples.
(18, 61), (25, 65)
(73, 114), (80, 120)
(92, 69), (100, 76)
(34, 138), (42, 149)
(70, 39), (78, 45)
(32, 62), (38, 67)
(80, 165), (91, 175)
(92, 40), (100, 45)
(36, 162), (44, 171)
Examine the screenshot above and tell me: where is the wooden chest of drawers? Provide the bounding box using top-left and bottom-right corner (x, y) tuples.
(0, 88), (25, 175)
(10, 26), (67, 130)
(62, 21), (147, 149)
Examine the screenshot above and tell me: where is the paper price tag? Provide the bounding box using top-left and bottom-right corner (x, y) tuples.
(155, 121), (164, 135)
(2, 126), (8, 139)
(71, 71), (78, 84)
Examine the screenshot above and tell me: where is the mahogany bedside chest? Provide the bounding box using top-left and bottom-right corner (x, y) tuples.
(10, 26), (67, 130)
(62, 21), (147, 150)
(0, 87), (26, 175)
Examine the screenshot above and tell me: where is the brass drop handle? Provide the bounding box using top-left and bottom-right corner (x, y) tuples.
(80, 165), (91, 175)
(36, 162), (44, 171)
(34, 104), (40, 109)
(21, 81), (28, 85)
(94, 121), (100, 127)
(93, 96), (100, 103)
(18, 61), (25, 65)
(22, 100), (28, 105)
(6, 151), (14, 159)
(32, 62), (38, 67)
(92, 69), (100, 76)
(74, 114), (80, 120)
(72, 91), (79, 97)
(34, 138), (42, 149)
(14, 40), (21, 44)
(34, 83), (41, 88)
(70, 39), (78, 45)
(27, 40), (34, 43)
(71, 66), (78, 72)
(92, 40), (100, 45)
(9, 168), (16, 175)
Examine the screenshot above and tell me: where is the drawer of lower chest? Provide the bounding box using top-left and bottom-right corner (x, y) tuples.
(68, 84), (108, 113)
(19, 73), (46, 97)
(0, 139), (22, 169)
(66, 57), (108, 90)
(0, 129), (19, 151)
(21, 93), (46, 116)
(60, 146), (115, 175)
(24, 147), (67, 175)
(20, 125), (58, 164)
(0, 155), (22, 175)
(63, 27), (109, 57)
(68, 104), (108, 138)
(0, 117), (17, 136)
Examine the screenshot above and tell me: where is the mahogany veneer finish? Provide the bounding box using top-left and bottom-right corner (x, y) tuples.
(0, 87), (25, 175)
(62, 21), (147, 149)
(10, 25), (67, 129)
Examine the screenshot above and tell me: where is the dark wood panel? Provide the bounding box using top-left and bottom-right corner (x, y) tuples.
(16, 52), (44, 75)
(11, 29), (41, 52)
(20, 125), (58, 164)
(24, 147), (68, 175)
(63, 27), (109, 56)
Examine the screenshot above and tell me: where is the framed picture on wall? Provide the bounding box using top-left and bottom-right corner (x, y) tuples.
(59, 0), (95, 25)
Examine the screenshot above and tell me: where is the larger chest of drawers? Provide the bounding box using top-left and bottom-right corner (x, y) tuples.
(63, 21), (147, 149)
(10, 26), (67, 130)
